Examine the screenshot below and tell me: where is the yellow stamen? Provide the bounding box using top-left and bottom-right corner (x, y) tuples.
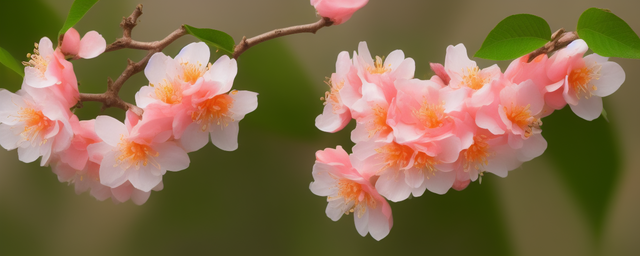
(328, 178), (377, 217)
(115, 136), (160, 170)
(22, 43), (48, 77)
(367, 56), (391, 74)
(568, 65), (601, 99)
(321, 77), (344, 113)
(414, 100), (446, 129)
(462, 67), (488, 90)
(191, 93), (235, 131)
(367, 104), (392, 138)
(152, 79), (182, 105)
(463, 135), (491, 171)
(16, 106), (53, 145)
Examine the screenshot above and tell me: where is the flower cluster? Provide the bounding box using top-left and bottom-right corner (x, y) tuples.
(310, 40), (625, 240)
(0, 30), (258, 205)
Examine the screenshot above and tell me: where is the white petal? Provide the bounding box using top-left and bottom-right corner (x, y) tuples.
(424, 170), (456, 195)
(180, 122), (210, 152)
(0, 124), (19, 150)
(209, 121), (239, 151)
(154, 141), (190, 172)
(17, 145), (40, 163)
(99, 151), (128, 188)
(229, 90), (258, 120)
(353, 207), (370, 237)
(135, 86), (158, 108)
(128, 168), (163, 192)
(144, 53), (171, 85)
(375, 172), (412, 202)
(367, 205), (391, 241)
(384, 50), (405, 71)
(569, 95), (603, 121)
(206, 55), (237, 94)
(95, 115), (128, 146)
(357, 42), (374, 67)
(591, 61), (625, 97)
(326, 199), (346, 221)
(175, 42), (210, 67)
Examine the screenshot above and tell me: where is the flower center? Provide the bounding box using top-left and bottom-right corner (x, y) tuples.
(568, 65), (601, 99)
(180, 61), (208, 84)
(463, 135), (490, 171)
(462, 67), (488, 90)
(191, 93), (235, 131)
(16, 106), (53, 144)
(331, 179), (377, 217)
(367, 56), (391, 74)
(320, 77), (344, 113)
(413, 151), (439, 178)
(503, 103), (539, 138)
(152, 79), (182, 105)
(377, 142), (414, 173)
(367, 104), (392, 138)
(22, 42), (49, 77)
(115, 137), (159, 170)
(414, 100), (446, 129)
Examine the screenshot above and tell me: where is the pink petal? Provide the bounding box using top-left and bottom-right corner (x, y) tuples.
(569, 95), (603, 121)
(154, 141), (190, 172)
(61, 28), (81, 56)
(78, 31), (106, 59)
(424, 169), (456, 195)
(175, 42), (210, 67)
(229, 90), (258, 120)
(99, 151), (129, 188)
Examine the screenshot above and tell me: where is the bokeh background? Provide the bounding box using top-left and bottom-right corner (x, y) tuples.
(1, 0), (640, 255)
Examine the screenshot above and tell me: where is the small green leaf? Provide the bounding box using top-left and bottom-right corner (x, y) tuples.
(475, 14), (551, 60)
(577, 8), (640, 59)
(58, 0), (99, 38)
(0, 46), (24, 77)
(184, 25), (235, 54)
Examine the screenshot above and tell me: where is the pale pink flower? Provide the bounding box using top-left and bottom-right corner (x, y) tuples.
(347, 42), (415, 116)
(315, 51), (355, 133)
(444, 44), (502, 109)
(60, 28), (106, 59)
(22, 37), (79, 108)
(310, 0), (368, 25)
(546, 39), (625, 121)
(176, 55), (257, 152)
(92, 114), (190, 192)
(0, 89), (73, 166)
(310, 146), (393, 241)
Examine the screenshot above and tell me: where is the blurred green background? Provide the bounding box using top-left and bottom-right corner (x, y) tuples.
(1, 0), (639, 255)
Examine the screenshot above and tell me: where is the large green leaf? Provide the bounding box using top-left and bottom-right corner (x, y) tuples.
(475, 14), (551, 60)
(543, 105), (621, 237)
(0, 46), (24, 77)
(184, 25), (235, 54)
(58, 0), (99, 38)
(577, 8), (640, 59)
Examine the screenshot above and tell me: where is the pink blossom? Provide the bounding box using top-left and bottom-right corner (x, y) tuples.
(22, 37), (80, 108)
(349, 42), (415, 111)
(310, 146), (393, 240)
(0, 89), (73, 166)
(315, 51), (356, 133)
(60, 28), (107, 59)
(176, 56), (258, 152)
(546, 39), (625, 121)
(92, 114), (190, 192)
(310, 0), (368, 25)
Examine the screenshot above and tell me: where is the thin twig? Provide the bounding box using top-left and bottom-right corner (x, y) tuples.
(233, 17), (333, 59)
(528, 28), (579, 62)
(78, 4), (187, 116)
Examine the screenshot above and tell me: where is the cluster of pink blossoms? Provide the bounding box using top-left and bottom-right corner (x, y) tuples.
(0, 29), (257, 204)
(310, 40), (625, 240)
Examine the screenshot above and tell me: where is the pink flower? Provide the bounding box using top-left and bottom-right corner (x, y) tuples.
(310, 0), (368, 25)
(92, 113), (190, 192)
(310, 146), (393, 240)
(546, 39), (625, 121)
(22, 37), (80, 108)
(176, 56), (258, 152)
(315, 51), (355, 133)
(0, 89), (73, 166)
(60, 28), (106, 59)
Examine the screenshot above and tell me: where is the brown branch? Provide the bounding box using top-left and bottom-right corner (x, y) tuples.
(233, 17), (333, 59)
(78, 4), (187, 116)
(528, 28), (579, 62)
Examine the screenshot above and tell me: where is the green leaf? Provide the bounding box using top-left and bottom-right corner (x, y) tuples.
(475, 14), (551, 60)
(58, 0), (99, 38)
(0, 46), (24, 77)
(577, 8), (640, 59)
(184, 25), (235, 54)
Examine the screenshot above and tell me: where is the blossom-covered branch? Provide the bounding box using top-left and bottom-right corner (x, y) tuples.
(78, 4), (188, 115)
(528, 28), (579, 62)
(233, 17), (333, 59)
